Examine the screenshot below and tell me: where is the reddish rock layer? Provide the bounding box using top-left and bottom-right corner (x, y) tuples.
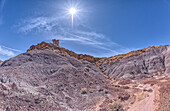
(27, 39), (101, 63)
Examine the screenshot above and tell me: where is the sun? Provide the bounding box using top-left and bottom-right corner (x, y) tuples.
(69, 8), (77, 15)
(62, 0), (84, 27)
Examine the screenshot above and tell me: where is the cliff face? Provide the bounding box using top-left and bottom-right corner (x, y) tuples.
(95, 45), (170, 80)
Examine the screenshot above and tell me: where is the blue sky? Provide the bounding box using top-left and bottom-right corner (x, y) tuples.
(0, 0), (170, 60)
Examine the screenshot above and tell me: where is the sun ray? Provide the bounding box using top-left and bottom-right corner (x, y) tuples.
(69, 8), (77, 27)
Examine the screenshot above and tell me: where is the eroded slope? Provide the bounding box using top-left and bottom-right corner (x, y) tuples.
(95, 45), (170, 80)
(0, 50), (129, 111)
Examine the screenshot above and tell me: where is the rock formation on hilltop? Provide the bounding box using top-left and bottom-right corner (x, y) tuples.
(52, 39), (59, 46)
(27, 39), (101, 63)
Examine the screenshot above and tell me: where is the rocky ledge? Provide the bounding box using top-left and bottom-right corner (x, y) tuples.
(27, 39), (101, 63)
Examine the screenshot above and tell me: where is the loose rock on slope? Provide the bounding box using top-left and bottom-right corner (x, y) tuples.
(0, 49), (126, 111)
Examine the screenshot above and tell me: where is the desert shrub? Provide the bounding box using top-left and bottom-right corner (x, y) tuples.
(0, 84), (7, 90)
(148, 89), (153, 92)
(143, 88), (153, 93)
(105, 75), (109, 79)
(81, 88), (87, 94)
(132, 84), (138, 88)
(121, 86), (129, 89)
(150, 83), (154, 86)
(109, 103), (124, 111)
(86, 64), (91, 68)
(84, 67), (89, 72)
(84, 72), (88, 76)
(118, 93), (130, 101)
(11, 83), (17, 90)
(34, 98), (41, 104)
(118, 79), (131, 85)
(104, 89), (108, 94)
(99, 108), (107, 111)
(111, 83), (120, 87)
(98, 88), (104, 92)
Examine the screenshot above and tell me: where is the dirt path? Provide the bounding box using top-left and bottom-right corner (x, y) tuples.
(128, 90), (155, 111)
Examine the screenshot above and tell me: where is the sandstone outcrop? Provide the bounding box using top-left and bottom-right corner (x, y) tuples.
(0, 60), (2, 64)
(52, 39), (59, 46)
(27, 39), (101, 63)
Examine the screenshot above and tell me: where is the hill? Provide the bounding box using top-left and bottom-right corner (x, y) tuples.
(0, 49), (128, 111)
(0, 40), (169, 111)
